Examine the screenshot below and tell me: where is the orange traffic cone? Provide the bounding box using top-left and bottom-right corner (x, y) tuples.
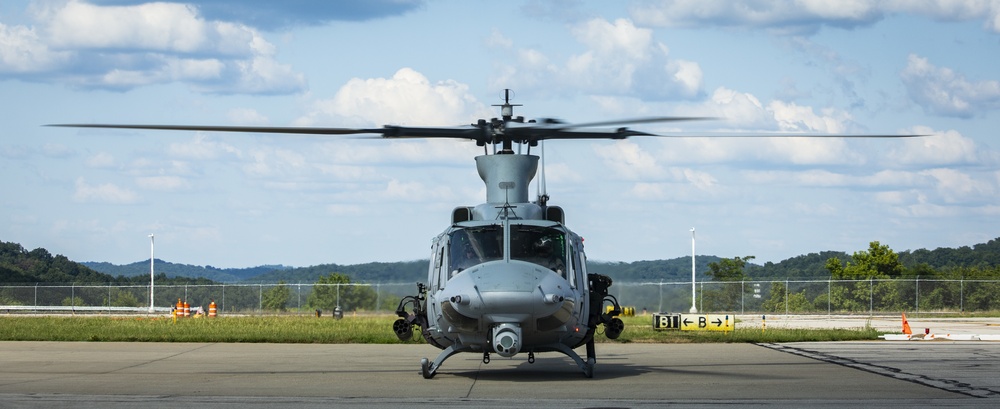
(902, 312), (912, 335)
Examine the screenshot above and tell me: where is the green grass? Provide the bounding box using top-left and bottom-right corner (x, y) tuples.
(0, 315), (420, 344)
(0, 315), (882, 343)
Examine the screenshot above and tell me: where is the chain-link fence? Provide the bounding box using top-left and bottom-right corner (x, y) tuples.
(2, 279), (999, 314)
(610, 279), (1000, 315)
(0, 283), (418, 314)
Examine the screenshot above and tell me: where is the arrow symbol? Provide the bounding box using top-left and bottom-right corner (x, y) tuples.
(683, 318), (692, 325)
(712, 319), (722, 326)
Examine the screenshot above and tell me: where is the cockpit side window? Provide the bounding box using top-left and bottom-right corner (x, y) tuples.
(510, 225), (567, 276)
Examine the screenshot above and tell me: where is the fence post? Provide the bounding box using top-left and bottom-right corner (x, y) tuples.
(784, 279), (789, 315)
(827, 279), (831, 315)
(259, 284), (263, 313)
(960, 278), (964, 312)
(915, 276), (920, 317)
(869, 278), (873, 316)
(658, 280), (663, 313)
(740, 280), (745, 315)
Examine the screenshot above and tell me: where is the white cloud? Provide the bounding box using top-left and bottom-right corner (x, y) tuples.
(888, 126), (982, 166)
(241, 147), (307, 178)
(769, 100), (850, 133)
(135, 175), (190, 191)
(491, 18), (704, 100)
(629, 0), (883, 34)
(0, 22), (70, 72)
(73, 177), (138, 204)
(227, 108), (269, 125)
(220, 54), (305, 95)
(485, 28), (513, 49)
(85, 152), (116, 168)
(901, 54), (1000, 118)
(168, 135), (242, 160)
(2, 0), (305, 94)
(595, 140), (665, 179)
(923, 167), (997, 204)
(44, 1), (264, 56)
(629, 0), (1000, 34)
(296, 67), (491, 127)
(678, 168), (718, 189)
(662, 87), (866, 165)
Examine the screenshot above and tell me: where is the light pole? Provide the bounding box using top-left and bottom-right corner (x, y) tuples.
(149, 234), (155, 313)
(690, 228), (697, 313)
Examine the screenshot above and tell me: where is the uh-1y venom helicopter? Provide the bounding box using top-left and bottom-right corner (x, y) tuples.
(51, 89), (919, 379)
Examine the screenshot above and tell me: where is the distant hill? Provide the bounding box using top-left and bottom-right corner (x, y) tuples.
(1, 241), (116, 284)
(897, 238), (1000, 270)
(82, 260), (290, 283)
(248, 260), (428, 284)
(588, 256), (723, 282)
(7, 237), (999, 285)
(746, 251), (852, 280)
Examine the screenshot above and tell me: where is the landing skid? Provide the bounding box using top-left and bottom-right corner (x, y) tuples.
(419, 340), (596, 379)
(420, 343), (465, 379)
(550, 339), (596, 378)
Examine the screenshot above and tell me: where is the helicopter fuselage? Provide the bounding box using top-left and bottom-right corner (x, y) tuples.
(394, 152), (623, 378)
(426, 218), (589, 357)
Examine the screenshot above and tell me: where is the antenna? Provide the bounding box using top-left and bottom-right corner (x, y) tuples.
(494, 89), (521, 120)
(496, 181), (519, 220)
(537, 140), (549, 207)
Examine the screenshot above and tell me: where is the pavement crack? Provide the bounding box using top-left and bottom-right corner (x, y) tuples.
(101, 343), (217, 375)
(759, 343), (1000, 398)
(464, 358), (482, 399)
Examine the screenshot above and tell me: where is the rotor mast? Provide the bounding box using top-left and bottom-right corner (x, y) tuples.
(492, 89), (523, 154)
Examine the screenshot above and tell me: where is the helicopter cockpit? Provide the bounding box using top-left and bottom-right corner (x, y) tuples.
(447, 223), (570, 278)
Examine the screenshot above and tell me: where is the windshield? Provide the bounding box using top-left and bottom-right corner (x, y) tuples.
(448, 224), (568, 275)
(510, 225), (566, 274)
(449, 225), (503, 272)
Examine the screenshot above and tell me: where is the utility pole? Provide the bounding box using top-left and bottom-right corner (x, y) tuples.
(690, 228), (697, 313)
(149, 234), (155, 313)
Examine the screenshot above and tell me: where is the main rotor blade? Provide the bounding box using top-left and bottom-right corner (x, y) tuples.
(47, 123), (489, 141)
(48, 123), (924, 143)
(555, 116), (717, 129)
(643, 132), (925, 138)
(47, 124), (383, 135)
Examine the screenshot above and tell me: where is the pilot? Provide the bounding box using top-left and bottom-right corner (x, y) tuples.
(453, 242), (480, 274)
(535, 237), (565, 275)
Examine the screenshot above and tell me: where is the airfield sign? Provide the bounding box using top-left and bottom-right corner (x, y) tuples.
(652, 313), (734, 332)
(680, 314), (733, 332)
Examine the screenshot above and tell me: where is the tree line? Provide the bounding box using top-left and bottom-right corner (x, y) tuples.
(699, 239), (1000, 313)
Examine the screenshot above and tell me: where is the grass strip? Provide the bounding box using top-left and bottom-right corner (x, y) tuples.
(0, 315), (881, 343)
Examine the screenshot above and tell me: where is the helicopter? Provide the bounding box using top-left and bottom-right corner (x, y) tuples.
(51, 89), (920, 379)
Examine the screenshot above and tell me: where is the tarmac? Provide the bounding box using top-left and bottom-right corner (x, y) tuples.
(0, 315), (998, 408)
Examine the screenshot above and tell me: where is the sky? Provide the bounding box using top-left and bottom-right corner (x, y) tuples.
(2, 0), (999, 268)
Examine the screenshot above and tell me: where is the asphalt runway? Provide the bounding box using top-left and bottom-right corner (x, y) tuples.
(1, 340), (998, 408)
